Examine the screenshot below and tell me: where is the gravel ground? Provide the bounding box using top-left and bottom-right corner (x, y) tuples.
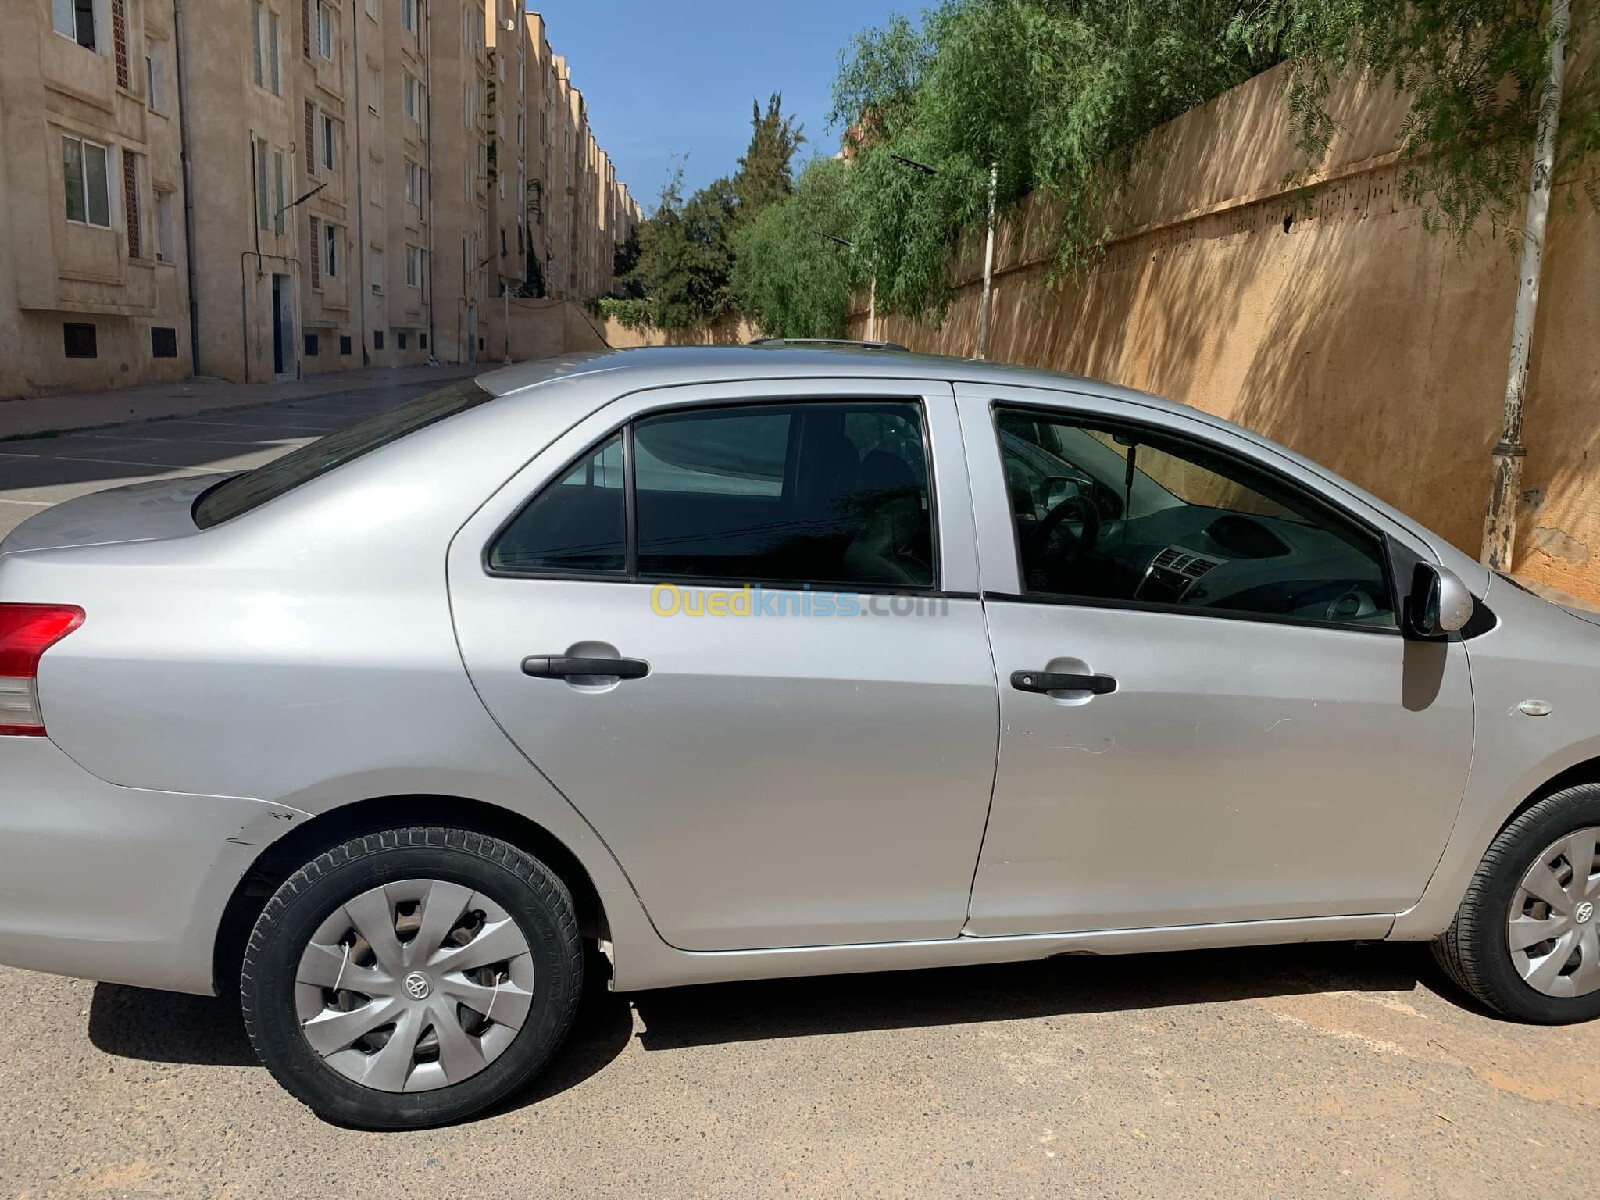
(2, 943), (1598, 1199)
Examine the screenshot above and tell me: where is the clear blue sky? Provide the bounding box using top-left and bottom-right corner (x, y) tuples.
(529, 1), (916, 212)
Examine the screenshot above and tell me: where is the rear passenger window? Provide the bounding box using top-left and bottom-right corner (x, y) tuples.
(489, 434), (625, 574)
(489, 401), (937, 589)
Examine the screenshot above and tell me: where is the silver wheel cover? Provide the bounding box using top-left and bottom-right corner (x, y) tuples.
(294, 878), (535, 1093)
(1508, 827), (1600, 999)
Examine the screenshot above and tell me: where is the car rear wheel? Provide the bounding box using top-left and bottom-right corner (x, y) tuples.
(1433, 784), (1600, 1023)
(240, 826), (583, 1129)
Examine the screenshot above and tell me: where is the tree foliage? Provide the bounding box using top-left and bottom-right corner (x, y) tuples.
(833, 0), (1284, 319)
(732, 158), (865, 338)
(736, 95), (807, 215)
(620, 96), (805, 329)
(817, 0), (1597, 324)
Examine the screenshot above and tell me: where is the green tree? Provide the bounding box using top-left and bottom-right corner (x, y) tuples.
(623, 166), (740, 330)
(833, 0), (1281, 320)
(732, 157), (864, 338)
(823, 0), (1596, 324)
(734, 93), (807, 219)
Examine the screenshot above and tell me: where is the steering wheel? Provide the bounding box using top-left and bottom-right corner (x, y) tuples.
(1024, 488), (1102, 580)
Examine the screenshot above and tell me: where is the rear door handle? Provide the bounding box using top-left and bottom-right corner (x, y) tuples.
(1010, 670), (1117, 695)
(522, 656), (650, 680)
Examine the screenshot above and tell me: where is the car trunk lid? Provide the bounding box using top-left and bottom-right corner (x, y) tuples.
(0, 473), (228, 556)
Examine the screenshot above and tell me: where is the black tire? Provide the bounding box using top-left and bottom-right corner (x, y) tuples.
(1432, 784), (1600, 1024)
(240, 826), (583, 1129)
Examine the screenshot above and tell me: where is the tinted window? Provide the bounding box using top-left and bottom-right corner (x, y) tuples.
(633, 402), (934, 588)
(998, 407), (1394, 628)
(193, 379), (493, 527)
(489, 401), (937, 590)
(489, 434), (625, 574)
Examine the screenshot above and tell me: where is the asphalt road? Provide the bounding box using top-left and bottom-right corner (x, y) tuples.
(2, 380), (1598, 1199)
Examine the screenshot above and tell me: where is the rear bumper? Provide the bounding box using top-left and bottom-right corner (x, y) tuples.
(0, 738), (307, 995)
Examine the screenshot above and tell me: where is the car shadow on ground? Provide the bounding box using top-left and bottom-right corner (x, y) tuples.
(87, 939), (1454, 1112)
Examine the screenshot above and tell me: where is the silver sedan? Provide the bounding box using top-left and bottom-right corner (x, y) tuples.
(2, 345), (1598, 1129)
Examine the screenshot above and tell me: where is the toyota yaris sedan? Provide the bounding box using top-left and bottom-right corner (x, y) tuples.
(3, 345), (1599, 1128)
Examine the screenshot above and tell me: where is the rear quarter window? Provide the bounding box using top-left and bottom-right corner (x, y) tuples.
(193, 379), (494, 528)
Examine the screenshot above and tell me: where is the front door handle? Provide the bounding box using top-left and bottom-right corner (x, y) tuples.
(1010, 669), (1116, 695)
(522, 655), (650, 680)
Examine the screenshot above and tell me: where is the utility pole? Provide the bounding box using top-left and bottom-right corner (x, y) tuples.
(975, 162), (997, 360)
(1482, 0), (1569, 571)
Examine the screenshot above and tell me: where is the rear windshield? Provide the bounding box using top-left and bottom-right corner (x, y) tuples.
(193, 379), (495, 528)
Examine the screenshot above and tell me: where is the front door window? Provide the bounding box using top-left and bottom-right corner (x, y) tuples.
(997, 407), (1396, 629)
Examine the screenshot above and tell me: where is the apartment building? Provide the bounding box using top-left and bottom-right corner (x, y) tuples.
(0, 0), (191, 396)
(483, 5), (639, 313)
(0, 0), (636, 398)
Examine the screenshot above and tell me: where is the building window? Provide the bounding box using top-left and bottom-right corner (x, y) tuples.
(366, 62), (380, 113)
(251, 3), (265, 87)
(63, 322), (98, 359)
(401, 0), (416, 32)
(269, 10), (282, 94)
(255, 137), (271, 230)
(405, 244), (423, 288)
(63, 136), (112, 228)
(373, 329), (384, 350)
(154, 190), (175, 262)
(404, 160), (421, 206)
(419, 333), (428, 350)
(397, 331), (408, 350)
(403, 73), (423, 121)
(145, 40), (168, 113)
(304, 333), (320, 357)
(323, 221), (339, 278)
(53, 0), (97, 50)
(317, 2), (335, 58)
(369, 247), (384, 293)
(339, 334), (352, 355)
(272, 149), (286, 234)
(364, 0), (377, 18)
(151, 327), (178, 358)
(320, 112), (337, 171)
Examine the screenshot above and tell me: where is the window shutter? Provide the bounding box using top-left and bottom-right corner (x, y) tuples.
(309, 216), (321, 289)
(302, 0), (311, 57)
(304, 100), (316, 175)
(111, 0), (130, 88)
(122, 152), (141, 259)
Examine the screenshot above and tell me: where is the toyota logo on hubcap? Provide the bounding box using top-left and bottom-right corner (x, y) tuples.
(1577, 901), (1595, 925)
(403, 971), (432, 1000)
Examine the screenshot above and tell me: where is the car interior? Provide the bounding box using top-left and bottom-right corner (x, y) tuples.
(997, 407), (1398, 628)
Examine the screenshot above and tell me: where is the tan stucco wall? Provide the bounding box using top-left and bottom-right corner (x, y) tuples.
(601, 314), (758, 349)
(848, 63), (1600, 602)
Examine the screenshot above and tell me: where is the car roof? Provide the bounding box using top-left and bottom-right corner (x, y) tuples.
(471, 344), (1196, 421)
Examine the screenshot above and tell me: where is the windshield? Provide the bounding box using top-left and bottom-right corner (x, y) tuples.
(192, 378), (495, 528)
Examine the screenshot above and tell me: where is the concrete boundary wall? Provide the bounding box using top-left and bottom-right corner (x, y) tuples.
(849, 63), (1600, 602)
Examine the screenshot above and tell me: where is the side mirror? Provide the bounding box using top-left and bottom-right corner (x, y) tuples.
(1405, 563), (1474, 639)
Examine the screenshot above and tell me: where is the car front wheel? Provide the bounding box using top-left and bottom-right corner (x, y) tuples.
(1434, 784), (1600, 1023)
(240, 826), (583, 1129)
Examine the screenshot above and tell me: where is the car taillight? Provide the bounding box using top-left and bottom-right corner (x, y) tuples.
(0, 604), (85, 737)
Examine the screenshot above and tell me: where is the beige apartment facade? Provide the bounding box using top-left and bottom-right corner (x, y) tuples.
(1, 0), (636, 399)
(480, 4), (639, 340)
(0, 0), (192, 397)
